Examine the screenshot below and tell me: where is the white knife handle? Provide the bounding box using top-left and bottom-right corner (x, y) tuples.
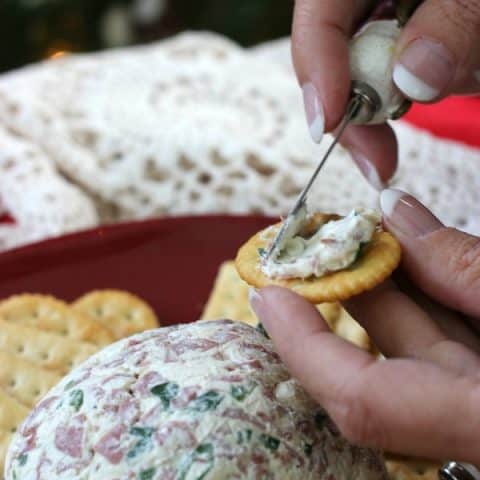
(349, 19), (411, 125)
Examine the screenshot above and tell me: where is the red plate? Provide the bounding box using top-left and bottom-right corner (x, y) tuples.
(0, 216), (274, 326)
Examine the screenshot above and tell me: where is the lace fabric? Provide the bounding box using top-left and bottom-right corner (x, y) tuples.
(0, 32), (479, 251)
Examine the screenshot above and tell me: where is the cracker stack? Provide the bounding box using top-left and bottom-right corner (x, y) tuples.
(201, 261), (443, 480)
(0, 291), (159, 475)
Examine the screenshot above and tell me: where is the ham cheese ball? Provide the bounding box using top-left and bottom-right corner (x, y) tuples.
(6, 320), (387, 480)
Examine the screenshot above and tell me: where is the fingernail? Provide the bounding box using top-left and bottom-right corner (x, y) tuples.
(380, 188), (443, 237)
(302, 83), (324, 143)
(249, 287), (264, 317)
(350, 150), (385, 191)
(393, 38), (455, 101)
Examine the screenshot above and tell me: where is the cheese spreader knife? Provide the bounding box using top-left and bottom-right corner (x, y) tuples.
(265, 0), (423, 261)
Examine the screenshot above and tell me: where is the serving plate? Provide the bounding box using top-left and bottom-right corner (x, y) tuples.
(0, 215), (274, 325)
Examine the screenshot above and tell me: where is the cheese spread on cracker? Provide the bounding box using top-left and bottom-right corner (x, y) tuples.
(263, 208), (381, 279)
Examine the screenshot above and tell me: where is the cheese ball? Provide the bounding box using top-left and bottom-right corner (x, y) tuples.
(6, 320), (388, 480)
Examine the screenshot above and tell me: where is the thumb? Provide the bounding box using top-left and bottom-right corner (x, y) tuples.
(392, 0), (480, 101)
(381, 189), (480, 318)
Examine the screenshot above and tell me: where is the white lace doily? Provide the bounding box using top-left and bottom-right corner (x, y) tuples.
(0, 32), (479, 251)
(0, 125), (98, 250)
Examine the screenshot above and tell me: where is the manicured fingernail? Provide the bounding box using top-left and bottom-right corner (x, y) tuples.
(302, 83), (324, 143)
(249, 288), (264, 317)
(380, 188), (442, 237)
(350, 150), (385, 191)
(393, 38), (455, 101)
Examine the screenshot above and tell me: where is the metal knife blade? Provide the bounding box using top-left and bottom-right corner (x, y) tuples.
(264, 94), (365, 261)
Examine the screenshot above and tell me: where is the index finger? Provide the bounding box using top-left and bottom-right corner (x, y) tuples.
(252, 286), (480, 463)
(292, 0), (373, 134)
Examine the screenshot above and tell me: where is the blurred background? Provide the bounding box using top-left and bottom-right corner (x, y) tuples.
(0, 0), (293, 73)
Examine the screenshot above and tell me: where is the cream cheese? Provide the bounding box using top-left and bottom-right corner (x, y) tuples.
(262, 208), (380, 279)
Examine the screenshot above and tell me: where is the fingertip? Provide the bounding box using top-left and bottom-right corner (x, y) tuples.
(350, 150), (386, 191)
(302, 83), (325, 143)
(392, 61), (442, 102)
(379, 189), (443, 238)
(392, 0), (477, 101)
(379, 188), (406, 219)
(377, 190), (480, 318)
(250, 286), (328, 337)
(296, 62), (350, 136)
(291, 1), (355, 134)
(249, 286), (334, 382)
(250, 286), (373, 410)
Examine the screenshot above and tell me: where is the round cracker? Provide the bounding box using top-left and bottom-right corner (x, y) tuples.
(235, 213), (401, 303)
(72, 290), (158, 340)
(0, 294), (113, 346)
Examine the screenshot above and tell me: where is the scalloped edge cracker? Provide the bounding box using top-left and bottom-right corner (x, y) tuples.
(235, 213), (401, 303)
(0, 352), (62, 408)
(0, 390), (30, 434)
(0, 295), (114, 346)
(201, 261), (258, 325)
(0, 319), (98, 374)
(0, 391), (31, 476)
(72, 290), (158, 340)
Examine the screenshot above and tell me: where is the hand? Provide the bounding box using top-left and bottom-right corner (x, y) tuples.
(293, 0), (480, 189)
(250, 189), (480, 464)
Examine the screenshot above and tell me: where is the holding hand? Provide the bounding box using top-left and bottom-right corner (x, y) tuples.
(293, 0), (480, 188)
(250, 189), (480, 464)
